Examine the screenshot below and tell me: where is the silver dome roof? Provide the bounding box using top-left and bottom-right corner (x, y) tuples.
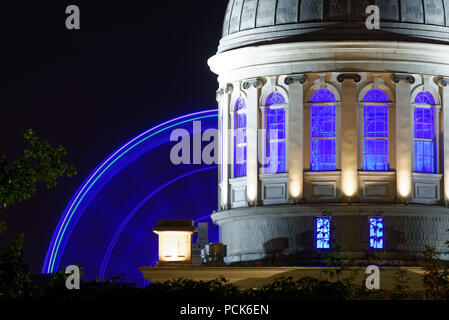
(219, 0), (449, 52)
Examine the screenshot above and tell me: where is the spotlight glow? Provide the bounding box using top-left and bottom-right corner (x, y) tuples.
(290, 181), (301, 198)
(343, 172), (357, 197)
(398, 171), (411, 198)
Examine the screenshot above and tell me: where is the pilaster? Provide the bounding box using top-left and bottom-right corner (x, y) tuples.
(438, 77), (449, 204)
(217, 84), (233, 210)
(285, 75), (307, 202)
(339, 74), (359, 201)
(393, 74), (414, 202)
(243, 79), (262, 205)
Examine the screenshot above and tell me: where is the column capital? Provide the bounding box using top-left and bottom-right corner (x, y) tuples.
(216, 84), (233, 102)
(224, 83), (233, 94)
(337, 73), (361, 83)
(392, 74), (415, 84)
(437, 77), (449, 88)
(284, 75), (307, 85)
(243, 78), (263, 90)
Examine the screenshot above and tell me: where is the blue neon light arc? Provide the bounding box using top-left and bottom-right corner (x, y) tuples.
(43, 109), (218, 274)
(98, 166), (217, 279)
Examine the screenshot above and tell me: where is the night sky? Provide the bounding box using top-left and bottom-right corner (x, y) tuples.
(0, 1), (227, 274)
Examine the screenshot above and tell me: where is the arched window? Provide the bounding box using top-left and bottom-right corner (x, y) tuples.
(414, 92), (436, 173)
(362, 89), (389, 171)
(265, 92), (286, 174)
(234, 98), (247, 178)
(310, 89), (336, 171)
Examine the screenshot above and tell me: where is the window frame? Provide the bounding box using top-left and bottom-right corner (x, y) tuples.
(368, 216), (385, 250)
(309, 88), (338, 172)
(233, 97), (247, 179)
(411, 91), (440, 174)
(361, 89), (390, 172)
(262, 92), (288, 175)
(315, 216), (331, 250)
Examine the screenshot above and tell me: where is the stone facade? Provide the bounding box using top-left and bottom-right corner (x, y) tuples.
(213, 205), (449, 265)
(209, 1), (449, 266)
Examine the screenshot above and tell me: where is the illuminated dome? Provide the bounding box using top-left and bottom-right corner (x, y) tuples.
(219, 0), (449, 52)
(209, 0), (449, 266)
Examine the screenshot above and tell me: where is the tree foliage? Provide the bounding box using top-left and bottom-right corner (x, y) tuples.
(0, 129), (76, 210)
(0, 234), (30, 299)
(422, 246), (449, 300)
(0, 129), (76, 298)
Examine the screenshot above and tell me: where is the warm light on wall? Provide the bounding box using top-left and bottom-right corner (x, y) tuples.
(153, 220), (196, 265)
(342, 173), (357, 197)
(398, 172), (411, 198)
(221, 188), (228, 207)
(290, 181), (301, 198)
(247, 183), (257, 202)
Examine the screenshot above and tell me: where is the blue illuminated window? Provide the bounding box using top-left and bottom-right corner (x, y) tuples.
(265, 92), (286, 174)
(311, 89), (336, 171)
(414, 92), (436, 173)
(315, 217), (331, 249)
(234, 98), (247, 178)
(369, 217), (384, 249)
(363, 89), (389, 171)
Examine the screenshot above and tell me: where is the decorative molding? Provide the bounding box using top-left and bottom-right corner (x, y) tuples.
(411, 173), (443, 205)
(358, 172), (396, 203)
(209, 42), (449, 83)
(259, 175), (289, 206)
(229, 178), (248, 209)
(410, 84), (441, 105)
(304, 170), (342, 177)
(216, 84), (234, 101)
(392, 74), (415, 84)
(337, 73), (361, 83)
(243, 78), (262, 90)
(358, 82), (394, 103)
(305, 82), (342, 102)
(284, 75), (307, 85)
(260, 85), (290, 106)
(304, 171), (342, 203)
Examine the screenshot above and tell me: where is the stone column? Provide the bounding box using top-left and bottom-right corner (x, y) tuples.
(393, 74), (414, 202)
(243, 79), (262, 205)
(217, 88), (224, 209)
(217, 84), (233, 210)
(285, 75), (307, 202)
(338, 74), (360, 200)
(439, 78), (449, 204)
